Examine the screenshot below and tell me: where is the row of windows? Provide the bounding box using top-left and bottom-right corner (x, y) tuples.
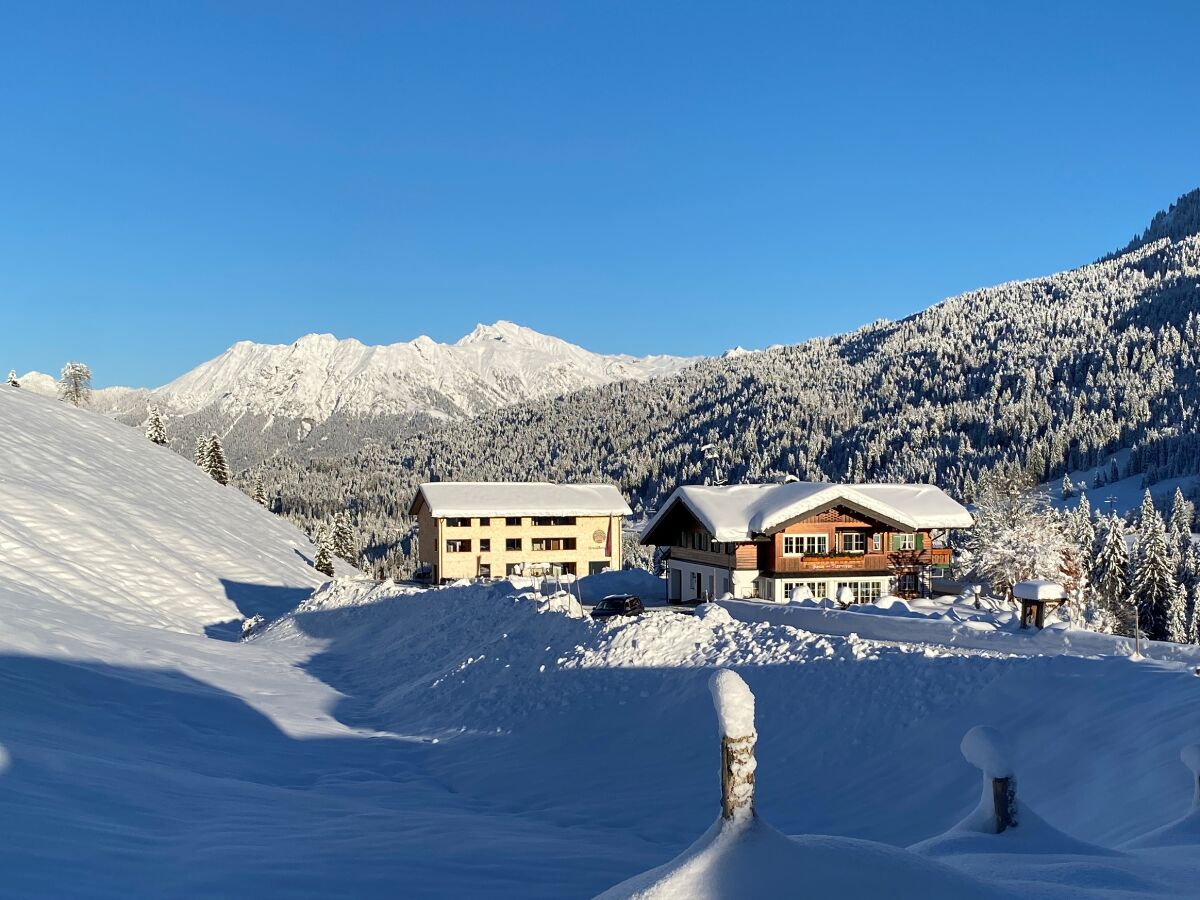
(676, 530), (733, 554)
(445, 537), (577, 553)
(780, 532), (917, 556)
(478, 562), (579, 577)
(780, 579), (885, 602)
(444, 516), (578, 528)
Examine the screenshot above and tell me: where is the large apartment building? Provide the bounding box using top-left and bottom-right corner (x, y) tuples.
(409, 482), (632, 583)
(640, 481), (972, 603)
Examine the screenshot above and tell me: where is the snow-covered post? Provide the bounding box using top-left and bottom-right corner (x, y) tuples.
(1182, 745), (1200, 811)
(709, 669), (756, 821)
(961, 725), (1018, 833)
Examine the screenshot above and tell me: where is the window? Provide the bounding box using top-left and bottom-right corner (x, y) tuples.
(840, 532), (865, 553)
(555, 562), (577, 575)
(678, 530), (690, 548)
(782, 580), (826, 600)
(532, 516), (576, 526)
(835, 580), (884, 603)
(445, 539), (471, 553)
(897, 533), (916, 551)
(479, 539), (491, 553)
(506, 562), (523, 576)
(445, 517), (471, 528)
(782, 534), (827, 555)
(872, 533), (883, 551)
(479, 517), (490, 526)
(505, 517), (522, 526)
(532, 537), (577, 551)
(478, 564), (491, 578)
(505, 538), (522, 551)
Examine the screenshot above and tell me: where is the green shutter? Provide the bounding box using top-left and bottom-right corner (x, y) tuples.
(916, 532), (925, 551)
(891, 534), (902, 551)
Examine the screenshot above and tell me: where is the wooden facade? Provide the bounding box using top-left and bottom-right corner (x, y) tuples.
(659, 503), (950, 601)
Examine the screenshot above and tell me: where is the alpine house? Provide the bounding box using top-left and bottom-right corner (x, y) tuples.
(640, 482), (973, 603)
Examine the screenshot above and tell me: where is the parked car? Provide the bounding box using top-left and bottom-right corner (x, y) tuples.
(591, 594), (645, 620)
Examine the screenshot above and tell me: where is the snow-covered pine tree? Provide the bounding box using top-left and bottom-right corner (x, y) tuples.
(1061, 475), (1075, 499)
(58, 361), (92, 407)
(1168, 583), (1190, 644)
(1190, 580), (1200, 645)
(331, 510), (356, 563)
(252, 474), (268, 506)
(1132, 505), (1177, 640)
(1090, 514), (1130, 627)
(144, 407), (168, 446)
(5, 370), (18, 388)
(1170, 486), (1195, 536)
(193, 436), (208, 467)
(964, 465), (1071, 599)
(206, 434), (230, 486)
(313, 526), (335, 578)
(1137, 489), (1158, 540)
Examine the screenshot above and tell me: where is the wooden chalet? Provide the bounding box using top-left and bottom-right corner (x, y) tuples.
(640, 482), (972, 603)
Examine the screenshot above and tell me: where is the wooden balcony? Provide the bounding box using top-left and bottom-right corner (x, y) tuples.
(772, 553), (889, 573)
(669, 546), (735, 568)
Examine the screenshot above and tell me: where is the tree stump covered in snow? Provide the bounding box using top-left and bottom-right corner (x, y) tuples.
(709, 669), (757, 821)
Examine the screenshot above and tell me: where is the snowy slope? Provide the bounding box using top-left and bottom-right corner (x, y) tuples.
(22, 321), (697, 424)
(0, 386), (330, 633)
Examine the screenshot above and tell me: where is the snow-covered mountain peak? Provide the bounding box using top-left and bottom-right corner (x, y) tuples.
(110, 321), (699, 424)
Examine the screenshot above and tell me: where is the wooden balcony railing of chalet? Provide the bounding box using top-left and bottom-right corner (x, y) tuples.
(773, 552), (891, 574)
(670, 546), (736, 568)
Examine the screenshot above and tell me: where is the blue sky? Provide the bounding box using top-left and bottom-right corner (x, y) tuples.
(2, 1), (1199, 386)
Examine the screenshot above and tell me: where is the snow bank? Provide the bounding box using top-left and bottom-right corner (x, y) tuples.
(0, 388), (333, 633)
(709, 670), (754, 738)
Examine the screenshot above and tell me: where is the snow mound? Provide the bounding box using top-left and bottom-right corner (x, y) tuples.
(1122, 745), (1200, 849)
(596, 816), (1001, 900)
(961, 725), (1014, 778)
(694, 603), (733, 625)
(709, 669), (754, 738)
(0, 388), (331, 633)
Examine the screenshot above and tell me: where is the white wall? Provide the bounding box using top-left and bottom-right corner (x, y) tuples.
(667, 560), (732, 602)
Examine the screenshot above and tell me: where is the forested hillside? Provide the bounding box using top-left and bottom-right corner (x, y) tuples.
(248, 191), (1200, 575)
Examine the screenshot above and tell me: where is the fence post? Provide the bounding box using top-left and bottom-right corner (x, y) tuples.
(709, 669), (756, 821)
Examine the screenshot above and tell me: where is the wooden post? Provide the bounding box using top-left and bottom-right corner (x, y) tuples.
(719, 734), (756, 820)
(991, 775), (1018, 833)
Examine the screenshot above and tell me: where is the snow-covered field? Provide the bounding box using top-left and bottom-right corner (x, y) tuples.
(5, 386), (1200, 897)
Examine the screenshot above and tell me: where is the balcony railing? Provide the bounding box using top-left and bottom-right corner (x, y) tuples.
(772, 552), (891, 574)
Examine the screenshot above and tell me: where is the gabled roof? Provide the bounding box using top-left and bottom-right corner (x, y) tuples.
(640, 482), (972, 544)
(409, 482), (632, 518)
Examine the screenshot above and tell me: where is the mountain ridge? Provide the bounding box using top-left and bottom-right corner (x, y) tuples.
(20, 320), (699, 425)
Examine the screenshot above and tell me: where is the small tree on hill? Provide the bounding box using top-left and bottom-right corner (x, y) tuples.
(144, 407), (168, 446)
(1091, 514), (1131, 631)
(193, 436), (208, 467)
(1132, 505), (1177, 640)
(313, 527), (335, 578)
(1170, 487), (1195, 537)
(252, 474), (268, 506)
(331, 510), (356, 563)
(1168, 583), (1190, 644)
(205, 434), (230, 486)
(6, 370), (18, 388)
(58, 361), (92, 407)
(1061, 475), (1075, 500)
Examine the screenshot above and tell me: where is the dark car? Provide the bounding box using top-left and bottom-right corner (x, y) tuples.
(591, 594), (645, 620)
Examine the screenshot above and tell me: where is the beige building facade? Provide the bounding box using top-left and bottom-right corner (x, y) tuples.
(409, 482), (631, 583)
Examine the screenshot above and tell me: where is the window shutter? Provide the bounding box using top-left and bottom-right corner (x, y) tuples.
(916, 532), (925, 551)
(891, 533), (902, 551)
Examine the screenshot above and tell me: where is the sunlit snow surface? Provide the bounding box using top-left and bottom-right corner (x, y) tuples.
(4, 387), (1200, 897)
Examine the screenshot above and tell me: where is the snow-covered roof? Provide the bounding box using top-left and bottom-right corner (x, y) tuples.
(1013, 580), (1067, 601)
(641, 482), (972, 543)
(411, 482), (632, 518)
